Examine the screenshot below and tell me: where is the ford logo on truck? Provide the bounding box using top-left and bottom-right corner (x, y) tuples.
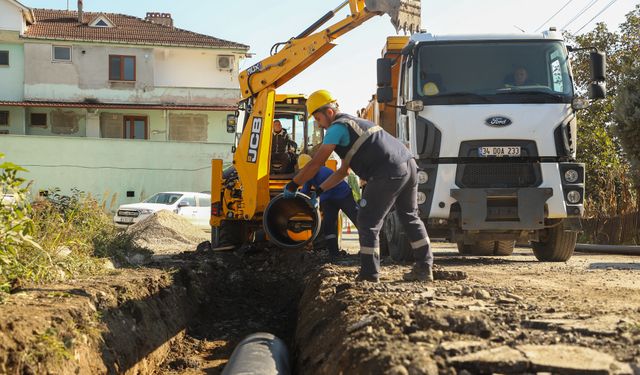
(486, 116), (512, 127)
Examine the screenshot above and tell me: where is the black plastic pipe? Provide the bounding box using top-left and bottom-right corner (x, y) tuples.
(263, 193), (321, 249)
(574, 243), (640, 256)
(221, 333), (290, 375)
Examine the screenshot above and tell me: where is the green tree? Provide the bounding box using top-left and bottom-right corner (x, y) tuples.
(568, 5), (640, 217)
(614, 5), (640, 186)
(0, 153), (41, 293)
(615, 57), (640, 184)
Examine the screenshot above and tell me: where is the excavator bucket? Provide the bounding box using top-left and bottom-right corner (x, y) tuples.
(365, 0), (421, 33)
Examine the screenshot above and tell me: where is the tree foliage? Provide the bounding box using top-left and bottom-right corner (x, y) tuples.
(614, 6), (640, 187)
(568, 5), (640, 217)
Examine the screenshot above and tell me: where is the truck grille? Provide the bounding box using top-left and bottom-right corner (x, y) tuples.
(457, 163), (540, 188)
(117, 210), (140, 217)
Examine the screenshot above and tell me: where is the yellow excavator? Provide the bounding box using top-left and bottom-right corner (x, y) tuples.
(210, 0), (421, 249)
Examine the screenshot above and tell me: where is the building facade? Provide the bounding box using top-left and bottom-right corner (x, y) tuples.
(0, 0), (248, 210)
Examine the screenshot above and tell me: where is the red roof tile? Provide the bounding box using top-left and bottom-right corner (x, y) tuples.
(23, 9), (249, 50)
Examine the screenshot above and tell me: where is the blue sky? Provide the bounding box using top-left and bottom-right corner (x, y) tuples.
(24, 0), (638, 113)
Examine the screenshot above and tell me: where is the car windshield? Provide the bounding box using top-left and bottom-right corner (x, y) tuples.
(144, 193), (183, 205)
(415, 41), (573, 105)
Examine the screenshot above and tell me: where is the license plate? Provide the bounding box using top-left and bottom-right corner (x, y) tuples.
(118, 217), (134, 224)
(479, 146), (521, 157)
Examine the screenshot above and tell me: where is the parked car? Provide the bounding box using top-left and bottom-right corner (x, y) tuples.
(113, 192), (211, 230)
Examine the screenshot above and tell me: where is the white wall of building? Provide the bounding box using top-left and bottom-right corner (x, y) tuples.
(0, 0), (24, 33)
(153, 48), (240, 89)
(2, 134), (234, 211)
(23, 43), (242, 106)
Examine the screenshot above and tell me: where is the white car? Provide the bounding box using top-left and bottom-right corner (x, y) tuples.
(113, 191), (211, 230)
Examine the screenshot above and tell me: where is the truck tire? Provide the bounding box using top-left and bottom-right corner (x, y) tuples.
(532, 223), (576, 262)
(494, 240), (515, 256)
(456, 241), (494, 256)
(379, 229), (390, 257)
(457, 241), (514, 256)
(382, 210), (413, 262)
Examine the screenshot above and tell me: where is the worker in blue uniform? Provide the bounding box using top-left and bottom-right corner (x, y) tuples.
(284, 90), (433, 283)
(297, 154), (358, 261)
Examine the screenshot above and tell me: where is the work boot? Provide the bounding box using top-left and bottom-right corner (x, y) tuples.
(355, 272), (380, 283)
(403, 264), (434, 282)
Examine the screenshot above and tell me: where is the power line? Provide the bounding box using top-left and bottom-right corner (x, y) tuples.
(562, 0), (601, 30)
(574, 0), (620, 33)
(535, 0), (575, 32)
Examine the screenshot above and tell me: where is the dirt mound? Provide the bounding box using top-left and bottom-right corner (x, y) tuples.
(126, 210), (208, 254)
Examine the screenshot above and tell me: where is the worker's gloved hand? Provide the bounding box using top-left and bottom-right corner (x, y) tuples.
(283, 181), (299, 199)
(310, 191), (319, 208)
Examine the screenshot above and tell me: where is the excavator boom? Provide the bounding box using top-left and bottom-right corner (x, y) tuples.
(215, 0), (421, 226)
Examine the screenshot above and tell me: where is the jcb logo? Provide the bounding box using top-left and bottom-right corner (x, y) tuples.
(247, 117), (262, 163)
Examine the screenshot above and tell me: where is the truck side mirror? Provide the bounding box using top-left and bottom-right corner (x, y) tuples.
(226, 114), (238, 133)
(377, 58), (392, 87)
(377, 87), (394, 104)
(589, 52), (606, 82)
(589, 83), (606, 100)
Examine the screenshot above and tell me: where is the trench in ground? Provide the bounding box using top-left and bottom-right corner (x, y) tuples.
(148, 248), (318, 374)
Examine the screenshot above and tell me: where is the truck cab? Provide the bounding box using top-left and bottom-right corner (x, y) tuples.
(373, 30), (606, 261)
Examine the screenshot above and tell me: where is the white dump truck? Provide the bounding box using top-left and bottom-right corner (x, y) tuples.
(364, 30), (606, 262)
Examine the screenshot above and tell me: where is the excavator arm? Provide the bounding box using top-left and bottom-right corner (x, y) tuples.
(228, 0), (421, 221)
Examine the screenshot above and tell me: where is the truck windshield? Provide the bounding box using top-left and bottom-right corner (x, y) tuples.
(415, 41), (573, 105)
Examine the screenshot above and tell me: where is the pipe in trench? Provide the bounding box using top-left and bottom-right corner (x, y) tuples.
(221, 332), (290, 375)
(574, 243), (640, 256)
(263, 193), (321, 249)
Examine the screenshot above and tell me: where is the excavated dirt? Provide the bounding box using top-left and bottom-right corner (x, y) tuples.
(296, 243), (640, 374)
(126, 210), (209, 254)
(1, 233), (639, 375)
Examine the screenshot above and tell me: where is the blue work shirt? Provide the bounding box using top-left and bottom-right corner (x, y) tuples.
(322, 123), (350, 147)
(301, 166), (352, 202)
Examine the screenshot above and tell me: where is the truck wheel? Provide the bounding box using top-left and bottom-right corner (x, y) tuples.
(457, 241), (513, 256)
(532, 223), (576, 262)
(456, 241), (494, 256)
(379, 229), (389, 257)
(494, 240), (515, 256)
(382, 210), (413, 262)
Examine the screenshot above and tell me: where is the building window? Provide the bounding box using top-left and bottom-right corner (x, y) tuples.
(0, 111), (8, 126)
(0, 51), (8, 66)
(53, 46), (72, 62)
(30, 113), (47, 127)
(109, 55), (136, 81)
(123, 116), (147, 139)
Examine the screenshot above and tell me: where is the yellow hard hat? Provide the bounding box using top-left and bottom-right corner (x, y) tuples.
(297, 154), (312, 169)
(307, 90), (336, 117)
(423, 82), (440, 96)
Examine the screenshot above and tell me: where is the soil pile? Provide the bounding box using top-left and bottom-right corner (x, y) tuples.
(126, 210), (208, 254)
